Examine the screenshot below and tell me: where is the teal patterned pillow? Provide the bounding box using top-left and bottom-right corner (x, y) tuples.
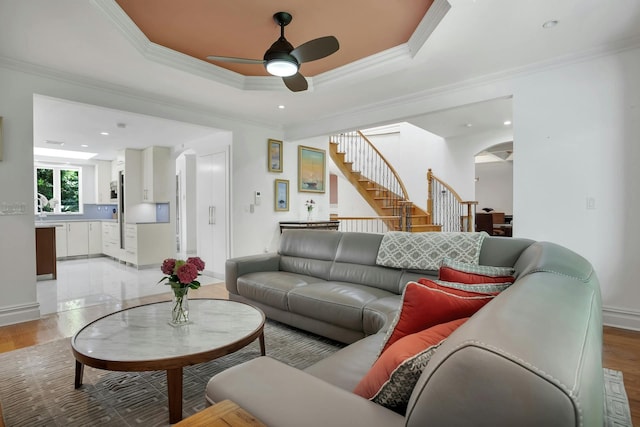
(441, 257), (515, 277)
(434, 279), (512, 294)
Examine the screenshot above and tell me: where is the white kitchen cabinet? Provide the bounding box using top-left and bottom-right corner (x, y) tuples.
(101, 221), (120, 259)
(54, 222), (89, 258)
(124, 224), (137, 264)
(54, 224), (68, 258)
(197, 151), (228, 277)
(124, 223), (172, 267)
(88, 221), (102, 255)
(94, 160), (112, 204)
(66, 222), (89, 257)
(124, 148), (142, 207)
(142, 146), (171, 203)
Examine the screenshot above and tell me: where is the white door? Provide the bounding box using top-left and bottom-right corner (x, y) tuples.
(197, 151), (227, 278)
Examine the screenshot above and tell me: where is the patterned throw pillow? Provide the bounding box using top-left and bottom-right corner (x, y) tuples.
(380, 280), (494, 354)
(439, 257), (516, 284)
(354, 317), (468, 414)
(418, 278), (512, 295)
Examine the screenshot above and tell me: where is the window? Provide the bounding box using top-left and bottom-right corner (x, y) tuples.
(35, 165), (82, 214)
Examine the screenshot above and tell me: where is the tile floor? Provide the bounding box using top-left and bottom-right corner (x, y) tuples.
(37, 257), (221, 315)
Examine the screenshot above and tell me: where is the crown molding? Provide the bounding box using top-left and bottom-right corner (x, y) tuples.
(0, 55), (277, 131)
(90, 0), (450, 93)
(284, 37), (640, 140)
(408, 0), (451, 57)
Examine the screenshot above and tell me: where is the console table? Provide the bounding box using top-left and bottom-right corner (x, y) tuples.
(279, 220), (340, 233)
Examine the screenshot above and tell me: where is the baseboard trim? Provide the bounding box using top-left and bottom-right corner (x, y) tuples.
(0, 302), (41, 327)
(603, 306), (640, 331)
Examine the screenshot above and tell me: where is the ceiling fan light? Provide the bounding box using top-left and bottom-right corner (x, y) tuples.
(266, 59), (298, 77)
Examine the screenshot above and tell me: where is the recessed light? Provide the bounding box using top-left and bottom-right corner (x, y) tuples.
(503, 120), (512, 126)
(465, 123), (473, 128)
(100, 132), (109, 136)
(278, 105), (285, 109)
(542, 20), (558, 29)
(81, 144), (89, 148)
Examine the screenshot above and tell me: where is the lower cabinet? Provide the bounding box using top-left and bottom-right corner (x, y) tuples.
(102, 222), (120, 259)
(48, 220), (170, 266)
(55, 222), (89, 258)
(88, 222), (102, 255)
(123, 223), (172, 267)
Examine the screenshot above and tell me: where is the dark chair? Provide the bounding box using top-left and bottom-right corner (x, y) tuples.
(475, 212), (506, 236)
(475, 213), (494, 234)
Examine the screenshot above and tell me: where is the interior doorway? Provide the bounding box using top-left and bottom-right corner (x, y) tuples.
(474, 141), (514, 217)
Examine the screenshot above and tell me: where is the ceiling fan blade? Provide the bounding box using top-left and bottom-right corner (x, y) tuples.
(282, 73), (308, 92)
(206, 55), (265, 65)
(291, 36), (339, 64)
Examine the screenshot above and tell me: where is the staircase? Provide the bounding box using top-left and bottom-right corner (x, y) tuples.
(329, 131), (441, 232)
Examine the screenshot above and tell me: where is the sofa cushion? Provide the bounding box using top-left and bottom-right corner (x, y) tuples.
(354, 317), (467, 414)
(288, 282), (395, 331)
(237, 271), (324, 311)
(304, 333), (385, 391)
(381, 281), (494, 353)
(363, 295), (402, 335)
(439, 257), (515, 284)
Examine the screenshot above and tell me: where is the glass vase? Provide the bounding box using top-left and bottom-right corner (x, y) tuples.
(170, 285), (190, 326)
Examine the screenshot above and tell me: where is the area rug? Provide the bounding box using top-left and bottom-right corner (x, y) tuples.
(0, 320), (344, 427)
(0, 325), (633, 427)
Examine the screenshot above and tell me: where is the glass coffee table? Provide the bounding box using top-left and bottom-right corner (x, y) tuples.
(71, 299), (265, 424)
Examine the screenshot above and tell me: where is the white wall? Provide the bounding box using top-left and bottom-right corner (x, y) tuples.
(0, 68), (40, 325)
(234, 135), (330, 254)
(474, 161), (513, 214)
(512, 48), (640, 329)
(176, 153), (197, 256)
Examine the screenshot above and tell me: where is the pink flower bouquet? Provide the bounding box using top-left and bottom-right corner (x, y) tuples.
(159, 256), (205, 290)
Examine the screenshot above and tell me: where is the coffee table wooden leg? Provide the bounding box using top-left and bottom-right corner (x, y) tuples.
(259, 330), (266, 356)
(167, 367), (183, 424)
(74, 360), (84, 389)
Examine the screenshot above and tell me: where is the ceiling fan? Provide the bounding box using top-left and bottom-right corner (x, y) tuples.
(206, 12), (339, 92)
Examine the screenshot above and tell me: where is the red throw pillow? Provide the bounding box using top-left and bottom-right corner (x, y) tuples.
(354, 317), (468, 413)
(381, 281), (493, 354)
(439, 266), (515, 284)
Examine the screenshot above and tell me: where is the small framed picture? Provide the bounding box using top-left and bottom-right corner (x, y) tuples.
(274, 179), (289, 211)
(298, 145), (326, 193)
(268, 139), (283, 172)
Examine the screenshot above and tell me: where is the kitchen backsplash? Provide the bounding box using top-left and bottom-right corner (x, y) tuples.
(36, 203), (169, 223)
(38, 204), (118, 221)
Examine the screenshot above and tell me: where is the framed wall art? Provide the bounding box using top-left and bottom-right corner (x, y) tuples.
(274, 179), (289, 211)
(268, 138), (283, 172)
(298, 145), (325, 193)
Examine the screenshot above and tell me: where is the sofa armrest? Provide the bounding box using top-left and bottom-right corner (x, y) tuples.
(206, 357), (405, 427)
(225, 253), (281, 295)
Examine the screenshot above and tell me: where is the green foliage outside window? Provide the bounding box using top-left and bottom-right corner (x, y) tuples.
(60, 169), (79, 212)
(37, 168), (54, 212)
(35, 166), (81, 214)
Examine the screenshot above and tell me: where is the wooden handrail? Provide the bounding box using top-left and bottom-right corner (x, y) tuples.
(427, 169), (478, 232)
(357, 131), (409, 200)
(427, 169), (463, 201)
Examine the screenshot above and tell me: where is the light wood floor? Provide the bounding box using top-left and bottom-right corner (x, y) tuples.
(0, 283), (638, 425)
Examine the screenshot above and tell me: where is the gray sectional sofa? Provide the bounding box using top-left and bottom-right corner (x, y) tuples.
(206, 230), (603, 427)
